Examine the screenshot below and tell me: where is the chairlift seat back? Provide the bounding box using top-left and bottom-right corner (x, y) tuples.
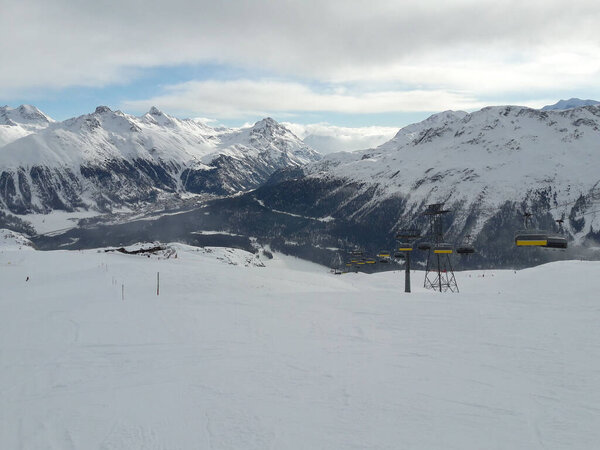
(434, 243), (453, 254)
(546, 235), (568, 249)
(397, 242), (413, 252)
(515, 231), (548, 246)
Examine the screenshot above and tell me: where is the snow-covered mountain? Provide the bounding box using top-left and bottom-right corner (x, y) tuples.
(305, 106), (599, 210)
(542, 98), (600, 111)
(24, 103), (600, 267)
(0, 104), (54, 147)
(0, 106), (320, 213)
(238, 105), (600, 266)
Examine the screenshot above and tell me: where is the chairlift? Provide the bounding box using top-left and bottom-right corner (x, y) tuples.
(547, 219), (568, 249)
(456, 234), (475, 255)
(417, 242), (431, 251)
(515, 231), (568, 248)
(396, 229), (420, 240)
(546, 234), (568, 249)
(456, 245), (475, 254)
(514, 212), (567, 249)
(515, 231), (548, 247)
(394, 252), (405, 259)
(377, 251), (391, 258)
(397, 242), (413, 252)
(433, 243), (453, 254)
(350, 250), (363, 256)
(366, 258), (377, 264)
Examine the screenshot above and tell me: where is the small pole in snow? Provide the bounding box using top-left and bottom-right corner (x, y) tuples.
(157, 272), (160, 296)
(122, 284), (124, 301)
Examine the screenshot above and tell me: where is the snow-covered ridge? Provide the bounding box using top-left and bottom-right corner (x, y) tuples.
(0, 104), (53, 127)
(0, 228), (35, 250)
(0, 104), (54, 147)
(308, 105), (600, 203)
(103, 242), (265, 267)
(0, 105), (217, 168)
(542, 98), (600, 111)
(0, 107), (317, 169)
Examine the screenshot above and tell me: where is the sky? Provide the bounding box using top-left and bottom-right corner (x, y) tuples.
(2, 0), (600, 134)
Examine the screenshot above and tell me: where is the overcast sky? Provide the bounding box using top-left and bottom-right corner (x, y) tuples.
(2, 0), (599, 129)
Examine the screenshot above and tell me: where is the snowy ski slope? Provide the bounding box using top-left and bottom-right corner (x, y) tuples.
(1, 236), (599, 449)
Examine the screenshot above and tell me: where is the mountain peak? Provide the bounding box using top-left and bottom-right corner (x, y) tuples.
(94, 105), (112, 114)
(18, 104), (40, 113)
(253, 117), (279, 128)
(142, 106), (175, 127)
(541, 98), (600, 111)
(0, 104), (53, 127)
(19, 105), (53, 123)
(249, 117), (293, 138)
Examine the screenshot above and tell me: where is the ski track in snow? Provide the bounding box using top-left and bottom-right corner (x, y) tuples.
(254, 197), (334, 223)
(1, 241), (600, 449)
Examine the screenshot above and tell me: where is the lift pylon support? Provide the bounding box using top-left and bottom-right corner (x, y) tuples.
(421, 203), (459, 293)
(396, 229), (420, 293)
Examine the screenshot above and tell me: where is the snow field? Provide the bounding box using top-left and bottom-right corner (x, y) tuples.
(1, 243), (599, 449)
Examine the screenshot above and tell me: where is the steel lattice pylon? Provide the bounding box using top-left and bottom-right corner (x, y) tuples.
(423, 252), (459, 292)
(422, 203), (459, 293)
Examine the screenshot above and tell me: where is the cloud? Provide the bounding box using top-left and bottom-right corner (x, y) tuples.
(122, 79), (491, 118)
(282, 122), (398, 153)
(2, 0), (600, 99)
(192, 117), (219, 125)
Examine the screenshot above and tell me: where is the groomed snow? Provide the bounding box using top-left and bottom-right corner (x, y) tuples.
(1, 240), (599, 449)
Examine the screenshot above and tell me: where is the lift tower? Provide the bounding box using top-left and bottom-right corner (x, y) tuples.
(422, 203), (459, 293)
(396, 229), (420, 293)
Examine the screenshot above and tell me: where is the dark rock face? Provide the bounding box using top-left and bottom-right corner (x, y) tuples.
(181, 151), (306, 196)
(0, 167), (83, 213)
(0, 172), (18, 211)
(30, 166), (84, 211)
(0, 159), (179, 213)
(0, 148), (308, 213)
(181, 166), (229, 196)
(0, 210), (35, 235)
